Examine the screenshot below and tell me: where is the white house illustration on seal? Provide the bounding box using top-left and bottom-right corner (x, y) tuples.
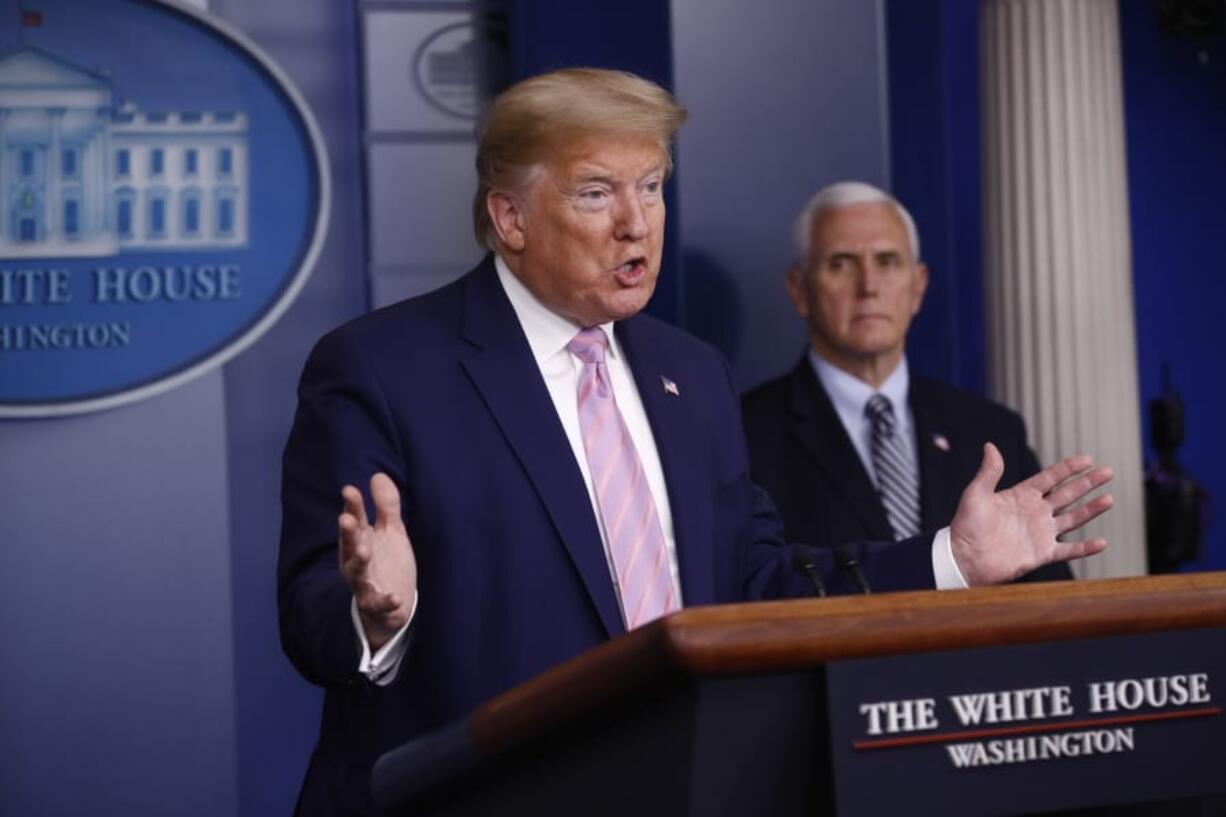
(0, 45), (248, 259)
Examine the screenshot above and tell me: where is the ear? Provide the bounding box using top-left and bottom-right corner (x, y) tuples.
(487, 191), (527, 253)
(910, 261), (929, 316)
(785, 265), (810, 318)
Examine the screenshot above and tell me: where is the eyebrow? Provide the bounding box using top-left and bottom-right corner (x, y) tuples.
(826, 251), (860, 263)
(569, 164), (665, 185)
(571, 170), (617, 186)
(824, 246), (907, 261)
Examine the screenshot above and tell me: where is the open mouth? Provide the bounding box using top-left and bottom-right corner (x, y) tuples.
(613, 257), (648, 286)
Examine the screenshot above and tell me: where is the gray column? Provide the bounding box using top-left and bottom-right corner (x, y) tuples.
(981, 0), (1145, 578)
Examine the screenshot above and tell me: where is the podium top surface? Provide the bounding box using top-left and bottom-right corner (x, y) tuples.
(471, 572), (1226, 753)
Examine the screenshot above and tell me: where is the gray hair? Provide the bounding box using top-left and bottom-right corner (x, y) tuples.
(790, 181), (921, 267)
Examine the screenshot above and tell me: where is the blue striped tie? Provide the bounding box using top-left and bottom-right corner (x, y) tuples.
(865, 394), (921, 539)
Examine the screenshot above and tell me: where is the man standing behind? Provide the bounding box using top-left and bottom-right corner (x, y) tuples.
(743, 181), (1069, 581)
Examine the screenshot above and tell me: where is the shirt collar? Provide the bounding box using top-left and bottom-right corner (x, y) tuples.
(495, 254), (619, 363)
(809, 349), (910, 419)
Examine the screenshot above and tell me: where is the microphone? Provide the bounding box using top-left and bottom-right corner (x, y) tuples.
(837, 547), (872, 594)
(793, 551), (827, 598)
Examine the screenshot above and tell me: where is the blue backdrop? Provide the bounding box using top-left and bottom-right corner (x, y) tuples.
(1120, 1), (1225, 573)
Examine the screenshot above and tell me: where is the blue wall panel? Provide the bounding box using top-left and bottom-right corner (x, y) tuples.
(1120, 2), (1226, 572)
(885, 0), (984, 392)
(0, 375), (239, 816)
(672, 0), (892, 389)
(211, 1), (371, 814)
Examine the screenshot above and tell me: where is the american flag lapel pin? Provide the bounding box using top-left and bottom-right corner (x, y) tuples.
(661, 376), (680, 397)
(932, 432), (951, 452)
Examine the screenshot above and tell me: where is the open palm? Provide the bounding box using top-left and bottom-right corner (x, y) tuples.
(338, 472), (417, 650)
(950, 443), (1114, 586)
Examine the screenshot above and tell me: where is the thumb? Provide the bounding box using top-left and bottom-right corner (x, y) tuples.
(370, 472), (403, 530)
(968, 442), (1005, 496)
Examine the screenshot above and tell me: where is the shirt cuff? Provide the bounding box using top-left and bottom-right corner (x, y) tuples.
(352, 591), (417, 686)
(931, 527), (969, 590)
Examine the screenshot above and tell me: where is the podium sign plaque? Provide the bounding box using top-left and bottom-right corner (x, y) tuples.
(827, 628), (1226, 815)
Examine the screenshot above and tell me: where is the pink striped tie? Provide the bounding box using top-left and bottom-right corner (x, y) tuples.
(568, 327), (678, 629)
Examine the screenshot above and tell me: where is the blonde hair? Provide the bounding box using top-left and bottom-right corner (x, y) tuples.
(473, 68), (687, 249)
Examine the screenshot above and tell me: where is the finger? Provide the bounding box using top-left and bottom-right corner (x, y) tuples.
(1046, 465), (1114, 512)
(1054, 493), (1115, 535)
(357, 590), (401, 617)
(338, 513), (371, 572)
(1025, 453), (1094, 496)
(370, 472), (403, 531)
(1049, 536), (1108, 563)
(341, 484), (368, 528)
(967, 442), (1005, 496)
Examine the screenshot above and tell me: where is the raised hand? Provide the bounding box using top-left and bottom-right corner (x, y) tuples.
(950, 443), (1114, 586)
(338, 472), (417, 651)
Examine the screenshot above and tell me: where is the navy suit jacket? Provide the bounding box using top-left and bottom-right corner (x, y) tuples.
(741, 357), (1071, 581)
(278, 259), (938, 816)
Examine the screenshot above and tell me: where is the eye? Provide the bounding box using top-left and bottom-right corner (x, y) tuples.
(574, 187), (611, 210)
(641, 179), (663, 196)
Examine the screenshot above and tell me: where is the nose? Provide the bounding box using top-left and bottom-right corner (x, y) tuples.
(856, 257), (881, 296)
(614, 191), (649, 241)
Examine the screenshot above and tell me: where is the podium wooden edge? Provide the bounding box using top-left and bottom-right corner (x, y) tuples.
(372, 573), (1226, 813)
(469, 573), (1226, 755)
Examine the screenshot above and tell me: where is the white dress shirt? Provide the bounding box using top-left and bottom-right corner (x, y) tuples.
(355, 256), (683, 683)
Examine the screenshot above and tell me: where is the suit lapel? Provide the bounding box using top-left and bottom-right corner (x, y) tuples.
(787, 360), (894, 540)
(909, 379), (956, 530)
(616, 320), (716, 607)
(458, 261), (624, 638)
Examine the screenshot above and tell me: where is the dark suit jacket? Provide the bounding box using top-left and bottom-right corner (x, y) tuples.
(278, 259), (938, 816)
(741, 357), (1071, 582)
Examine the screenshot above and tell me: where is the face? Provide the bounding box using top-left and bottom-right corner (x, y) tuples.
(786, 202), (928, 379)
(489, 135), (667, 327)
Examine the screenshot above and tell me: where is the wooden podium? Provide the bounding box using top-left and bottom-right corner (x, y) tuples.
(372, 573), (1226, 816)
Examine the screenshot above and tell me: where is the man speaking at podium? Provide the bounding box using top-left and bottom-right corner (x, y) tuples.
(277, 68), (1113, 816)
